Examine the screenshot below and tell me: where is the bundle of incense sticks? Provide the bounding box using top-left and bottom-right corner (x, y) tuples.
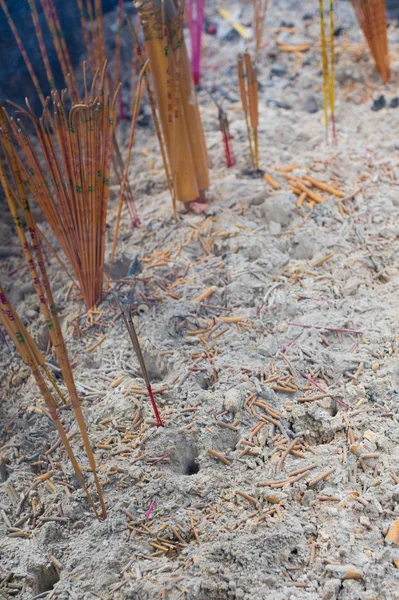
(1, 0), (140, 228)
(3, 70), (117, 310)
(319, 0), (337, 145)
(110, 288), (163, 427)
(187, 0), (205, 85)
(253, 0), (269, 58)
(0, 110), (106, 517)
(350, 0), (389, 83)
(238, 52), (259, 171)
(132, 0), (209, 214)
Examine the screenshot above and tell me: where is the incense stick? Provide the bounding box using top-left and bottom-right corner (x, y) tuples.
(27, 0), (56, 91)
(5, 71), (117, 309)
(133, 0), (209, 208)
(238, 52), (259, 170)
(0, 0), (46, 106)
(319, 0), (337, 145)
(0, 111), (106, 516)
(39, 0), (79, 101)
(0, 284), (101, 518)
(109, 61), (148, 277)
(127, 14), (175, 208)
(350, 0), (389, 83)
(219, 105), (235, 168)
(208, 91), (235, 168)
(187, 0), (205, 85)
(319, 0), (330, 141)
(115, 0), (124, 119)
(253, 0), (269, 58)
(109, 287), (164, 427)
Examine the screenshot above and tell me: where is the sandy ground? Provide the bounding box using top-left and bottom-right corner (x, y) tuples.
(2, 1), (399, 599)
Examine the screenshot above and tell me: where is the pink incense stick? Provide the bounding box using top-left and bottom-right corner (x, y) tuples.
(188, 0), (205, 85)
(145, 499), (156, 520)
(300, 371), (349, 409)
(289, 323), (363, 336)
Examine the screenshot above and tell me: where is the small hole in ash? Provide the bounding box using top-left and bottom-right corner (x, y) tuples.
(31, 564), (60, 595)
(182, 457), (200, 476)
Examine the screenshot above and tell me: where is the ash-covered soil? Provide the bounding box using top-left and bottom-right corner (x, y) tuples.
(2, 1), (399, 599)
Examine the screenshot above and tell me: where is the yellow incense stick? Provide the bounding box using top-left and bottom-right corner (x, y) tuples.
(329, 0), (337, 143)
(319, 0), (330, 136)
(238, 55), (255, 168)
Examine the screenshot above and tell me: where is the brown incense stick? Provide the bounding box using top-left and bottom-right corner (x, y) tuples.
(109, 61), (148, 277)
(0, 0), (46, 106)
(253, 0), (269, 58)
(109, 287), (164, 427)
(0, 103), (107, 518)
(0, 284), (101, 518)
(238, 53), (259, 170)
(350, 0), (389, 83)
(27, 0), (56, 91)
(5, 69), (117, 309)
(39, 0), (79, 101)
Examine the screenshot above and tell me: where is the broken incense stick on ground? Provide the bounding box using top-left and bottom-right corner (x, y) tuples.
(207, 449), (232, 466)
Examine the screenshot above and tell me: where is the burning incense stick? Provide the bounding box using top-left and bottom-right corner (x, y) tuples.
(109, 288), (164, 427)
(350, 0), (389, 83)
(187, 0), (205, 85)
(4, 69), (117, 310)
(253, 0), (269, 58)
(238, 52), (259, 170)
(133, 0), (209, 209)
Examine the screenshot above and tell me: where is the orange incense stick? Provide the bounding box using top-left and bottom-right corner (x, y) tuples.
(0, 284), (101, 519)
(109, 63), (148, 276)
